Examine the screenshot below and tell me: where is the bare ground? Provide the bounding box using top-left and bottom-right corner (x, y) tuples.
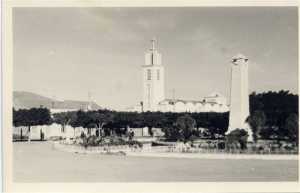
(13, 142), (298, 182)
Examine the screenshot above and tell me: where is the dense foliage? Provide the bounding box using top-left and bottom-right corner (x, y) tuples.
(53, 111), (77, 132)
(13, 90), (298, 144)
(13, 107), (52, 127)
(78, 135), (143, 148)
(246, 110), (266, 143)
(52, 110), (229, 139)
(162, 114), (197, 142)
(13, 107), (52, 141)
(226, 129), (249, 150)
(249, 90), (298, 142)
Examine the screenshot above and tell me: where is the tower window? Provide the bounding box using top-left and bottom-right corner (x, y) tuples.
(147, 69), (151, 80)
(157, 69), (160, 80)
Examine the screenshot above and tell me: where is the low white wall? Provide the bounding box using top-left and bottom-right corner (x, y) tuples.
(13, 124), (87, 140)
(13, 125), (164, 140)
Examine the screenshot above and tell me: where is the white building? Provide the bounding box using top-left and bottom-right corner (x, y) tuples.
(127, 39), (229, 113)
(50, 108), (78, 114)
(157, 93), (228, 113)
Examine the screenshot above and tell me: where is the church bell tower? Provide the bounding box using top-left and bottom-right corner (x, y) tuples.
(142, 38), (165, 111)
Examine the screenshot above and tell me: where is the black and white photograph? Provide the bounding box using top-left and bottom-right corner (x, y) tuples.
(5, 3), (299, 192)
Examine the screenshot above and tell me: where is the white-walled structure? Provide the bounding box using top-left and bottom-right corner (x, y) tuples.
(227, 54), (252, 140)
(13, 124), (87, 140)
(127, 39), (229, 113)
(157, 94), (228, 113)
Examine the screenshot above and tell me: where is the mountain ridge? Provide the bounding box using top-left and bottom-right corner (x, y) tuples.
(13, 91), (102, 110)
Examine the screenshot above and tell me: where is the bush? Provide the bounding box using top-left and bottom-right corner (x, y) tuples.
(79, 135), (100, 148)
(128, 140), (143, 148)
(283, 144), (294, 151)
(77, 135), (143, 148)
(107, 136), (127, 146)
(217, 141), (226, 149)
(226, 129), (249, 150)
(87, 135), (101, 146)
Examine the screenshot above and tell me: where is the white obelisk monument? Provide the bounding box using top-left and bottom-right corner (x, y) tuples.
(227, 54), (253, 141)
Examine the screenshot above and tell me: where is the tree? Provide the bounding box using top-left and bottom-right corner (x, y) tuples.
(191, 113), (209, 137)
(13, 108), (52, 142)
(142, 112), (163, 137)
(111, 111), (141, 136)
(175, 114), (196, 142)
(71, 110), (115, 137)
(207, 112), (229, 138)
(247, 110), (266, 143)
(190, 112), (229, 138)
(90, 110), (114, 137)
(71, 110), (91, 135)
(285, 113), (298, 144)
(249, 90), (298, 140)
(162, 124), (181, 141)
(226, 128), (249, 150)
(259, 127), (276, 140)
(53, 111), (77, 137)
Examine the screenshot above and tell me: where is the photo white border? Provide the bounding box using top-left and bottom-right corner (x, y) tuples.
(3, 0), (300, 192)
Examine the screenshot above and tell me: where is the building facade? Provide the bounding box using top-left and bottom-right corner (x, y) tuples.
(127, 39), (229, 113)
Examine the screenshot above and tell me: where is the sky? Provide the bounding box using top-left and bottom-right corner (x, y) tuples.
(13, 7), (298, 110)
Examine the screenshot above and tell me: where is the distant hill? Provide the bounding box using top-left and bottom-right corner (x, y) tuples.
(13, 91), (102, 110)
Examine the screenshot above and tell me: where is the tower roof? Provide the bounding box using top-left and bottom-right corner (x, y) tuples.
(232, 53), (248, 63)
(150, 38), (157, 51)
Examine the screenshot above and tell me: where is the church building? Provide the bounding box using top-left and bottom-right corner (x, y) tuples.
(127, 39), (229, 113)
